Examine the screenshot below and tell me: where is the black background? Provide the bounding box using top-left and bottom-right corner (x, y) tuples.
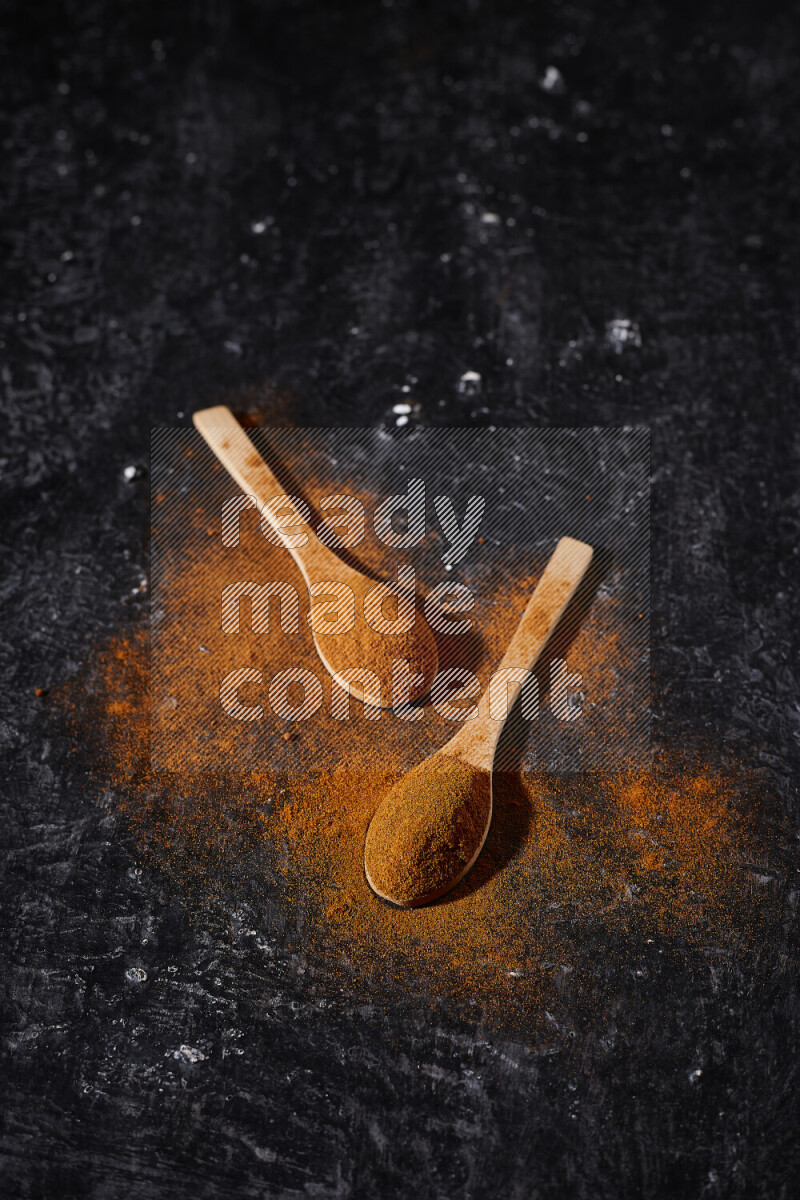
(1, 1), (798, 1196)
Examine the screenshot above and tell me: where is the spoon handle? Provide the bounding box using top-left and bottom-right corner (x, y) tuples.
(193, 405), (334, 585)
(447, 536), (594, 771)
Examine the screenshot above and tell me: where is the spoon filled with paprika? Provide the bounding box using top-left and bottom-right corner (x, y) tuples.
(364, 536), (594, 907)
(193, 406), (438, 708)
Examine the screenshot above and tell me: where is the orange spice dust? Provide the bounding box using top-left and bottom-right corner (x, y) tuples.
(50, 436), (766, 1027)
(147, 447), (642, 778)
(55, 618), (762, 1029)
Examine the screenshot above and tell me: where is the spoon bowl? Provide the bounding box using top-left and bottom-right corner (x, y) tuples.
(364, 752), (492, 907)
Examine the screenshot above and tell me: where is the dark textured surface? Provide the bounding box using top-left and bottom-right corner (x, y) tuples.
(1, 2), (799, 1197)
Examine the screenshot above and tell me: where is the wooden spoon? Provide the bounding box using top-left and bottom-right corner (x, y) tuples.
(193, 406), (438, 707)
(364, 536), (594, 906)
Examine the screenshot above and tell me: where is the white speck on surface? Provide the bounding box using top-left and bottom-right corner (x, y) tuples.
(457, 370), (482, 396)
(481, 211), (501, 225)
(606, 318), (642, 353)
(251, 218), (273, 234)
(223, 340), (242, 355)
(125, 967), (147, 984)
(395, 414), (409, 427)
(172, 1045), (207, 1064)
(392, 403), (412, 415)
(540, 65), (565, 93)
(123, 465), (139, 482)
(689, 1068), (703, 1082)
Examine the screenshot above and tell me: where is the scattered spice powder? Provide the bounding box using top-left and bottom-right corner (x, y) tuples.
(49, 440), (768, 1028)
(55, 612), (763, 1029)
(149, 462), (640, 777)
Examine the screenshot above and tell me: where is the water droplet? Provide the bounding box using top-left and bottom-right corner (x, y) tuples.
(540, 65), (565, 93)
(457, 370), (482, 397)
(606, 318), (642, 354)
